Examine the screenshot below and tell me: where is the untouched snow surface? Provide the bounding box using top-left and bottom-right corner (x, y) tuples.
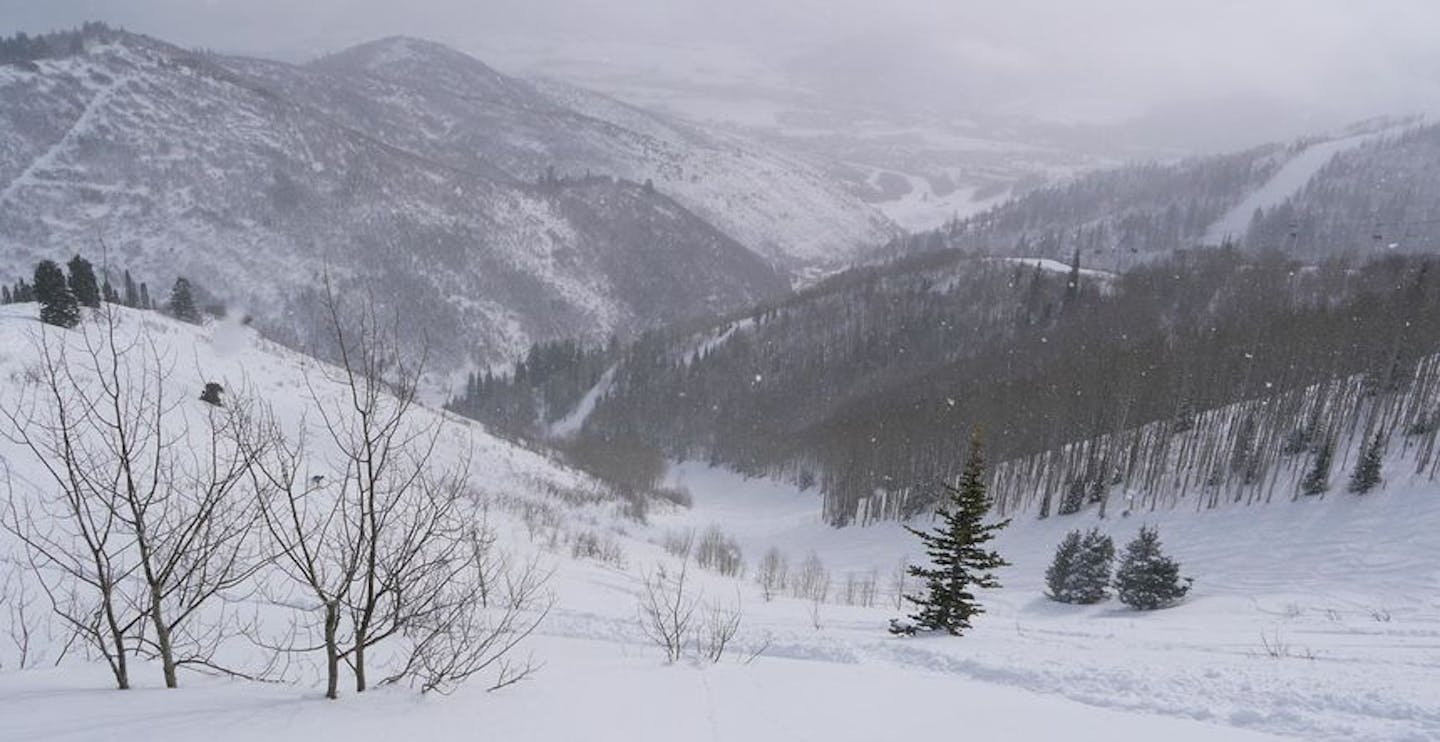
(1, 305), (1437, 741)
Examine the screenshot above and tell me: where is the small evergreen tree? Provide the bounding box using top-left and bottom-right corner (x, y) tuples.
(139, 282), (152, 310)
(1300, 438), (1333, 496)
(892, 434), (1010, 636)
(1069, 529), (1115, 603)
(1046, 529), (1115, 604)
(1348, 433), (1385, 494)
(1058, 478), (1087, 515)
(1044, 530), (1082, 600)
(34, 260), (80, 328)
(1114, 526), (1190, 610)
(1, 285), (10, 304)
(168, 277), (200, 323)
(66, 254), (101, 308)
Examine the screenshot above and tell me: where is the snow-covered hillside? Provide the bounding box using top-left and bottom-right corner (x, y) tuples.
(0, 30), (788, 370)
(1, 304), (1437, 741)
(224, 36), (899, 273)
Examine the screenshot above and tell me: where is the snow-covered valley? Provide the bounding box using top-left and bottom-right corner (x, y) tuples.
(0, 304), (1437, 741)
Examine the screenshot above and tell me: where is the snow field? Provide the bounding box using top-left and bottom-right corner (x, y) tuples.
(0, 304), (1436, 740)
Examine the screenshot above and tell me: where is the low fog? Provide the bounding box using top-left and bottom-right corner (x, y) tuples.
(6, 0), (1439, 150)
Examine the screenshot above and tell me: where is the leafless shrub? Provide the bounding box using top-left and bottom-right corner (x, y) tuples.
(691, 595), (742, 663)
(1257, 628), (1316, 660)
(570, 530), (626, 567)
(790, 551), (830, 603)
(661, 528), (695, 560)
(394, 540), (553, 695)
(888, 556), (909, 611)
(694, 525), (744, 578)
(653, 485), (693, 509)
(755, 547), (788, 602)
(841, 570), (879, 607)
(636, 561), (699, 664)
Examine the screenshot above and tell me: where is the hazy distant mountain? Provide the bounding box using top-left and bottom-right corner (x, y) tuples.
(222, 36), (897, 273)
(905, 118), (1437, 269)
(0, 28), (800, 369)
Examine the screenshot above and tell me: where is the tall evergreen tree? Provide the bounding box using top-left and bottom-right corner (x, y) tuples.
(1063, 248), (1081, 307)
(1114, 526), (1190, 610)
(892, 434), (1010, 636)
(139, 282), (152, 310)
(34, 260), (80, 328)
(66, 254), (101, 308)
(167, 277), (200, 323)
(1348, 433), (1385, 494)
(123, 270), (139, 308)
(1300, 438), (1333, 496)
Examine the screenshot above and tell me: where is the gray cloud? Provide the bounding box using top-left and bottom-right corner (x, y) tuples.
(4, 0), (1438, 145)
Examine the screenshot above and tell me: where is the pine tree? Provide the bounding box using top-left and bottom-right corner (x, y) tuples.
(167, 277), (200, 323)
(1, 285), (10, 304)
(1300, 438), (1333, 496)
(34, 260), (80, 328)
(1068, 529), (1115, 604)
(1044, 530), (1082, 601)
(1114, 526), (1190, 610)
(1058, 478), (1087, 515)
(66, 254), (101, 308)
(1063, 248), (1081, 307)
(139, 282), (152, 310)
(1046, 529), (1114, 604)
(123, 270), (139, 308)
(1348, 433), (1385, 494)
(892, 434), (1010, 636)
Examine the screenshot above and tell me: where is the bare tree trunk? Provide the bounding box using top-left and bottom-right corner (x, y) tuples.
(324, 601), (341, 700)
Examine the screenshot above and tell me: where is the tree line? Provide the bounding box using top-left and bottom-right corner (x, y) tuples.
(451, 245), (1440, 526)
(3, 255), (206, 327)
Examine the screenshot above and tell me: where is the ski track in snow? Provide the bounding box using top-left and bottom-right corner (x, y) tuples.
(548, 365), (616, 438)
(1203, 130), (1397, 244)
(0, 72), (134, 206)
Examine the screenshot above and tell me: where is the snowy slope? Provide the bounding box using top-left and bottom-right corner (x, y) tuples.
(0, 302), (1299, 742)
(1203, 129), (1399, 244)
(0, 305), (1434, 739)
(657, 462), (1440, 742)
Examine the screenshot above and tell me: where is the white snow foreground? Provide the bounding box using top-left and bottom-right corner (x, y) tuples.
(0, 305), (1433, 741)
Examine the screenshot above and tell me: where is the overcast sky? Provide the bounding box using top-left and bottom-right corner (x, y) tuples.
(5, 0), (1438, 141)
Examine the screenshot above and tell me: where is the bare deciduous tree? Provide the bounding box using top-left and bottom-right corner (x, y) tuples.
(636, 560), (698, 664)
(1, 307), (265, 689)
(242, 286), (550, 699)
(755, 547), (787, 602)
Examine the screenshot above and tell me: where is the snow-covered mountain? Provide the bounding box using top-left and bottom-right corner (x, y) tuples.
(221, 36), (898, 273)
(918, 118), (1434, 268)
(0, 28), (869, 370)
